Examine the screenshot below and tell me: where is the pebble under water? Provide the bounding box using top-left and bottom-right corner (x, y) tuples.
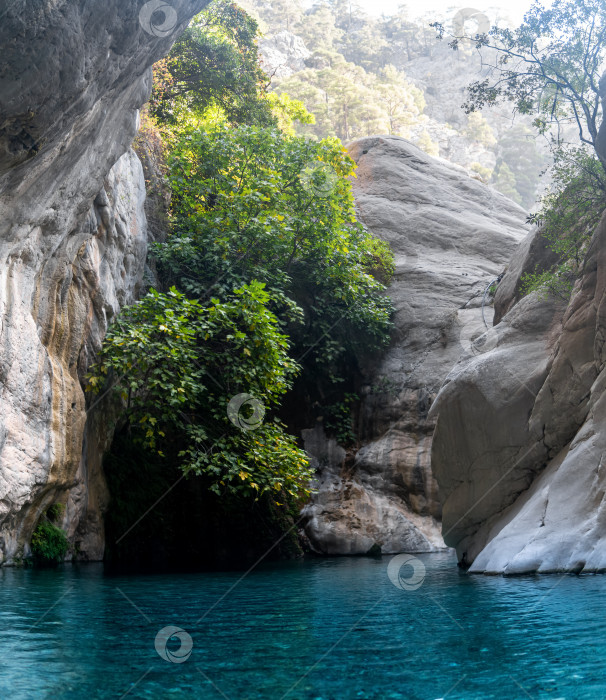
(1, 552), (605, 699)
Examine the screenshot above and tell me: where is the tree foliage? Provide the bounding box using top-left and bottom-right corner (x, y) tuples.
(93, 284), (312, 498)
(274, 55), (424, 143)
(522, 146), (606, 298)
(92, 125), (393, 501)
(91, 0), (397, 545)
(432, 0), (606, 170)
(492, 161), (521, 204)
(161, 125), (394, 376)
(150, 0), (274, 127)
(431, 0), (606, 298)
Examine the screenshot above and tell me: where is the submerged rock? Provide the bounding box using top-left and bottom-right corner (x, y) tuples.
(302, 135), (528, 555)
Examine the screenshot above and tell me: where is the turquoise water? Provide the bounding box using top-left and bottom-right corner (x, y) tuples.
(1, 552), (606, 699)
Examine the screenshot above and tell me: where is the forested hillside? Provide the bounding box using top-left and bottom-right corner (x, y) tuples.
(242, 0), (549, 208)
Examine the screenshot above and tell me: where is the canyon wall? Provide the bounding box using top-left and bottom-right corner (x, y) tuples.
(2, 2), (584, 569)
(302, 135), (529, 555)
(431, 210), (606, 573)
(0, 0), (207, 564)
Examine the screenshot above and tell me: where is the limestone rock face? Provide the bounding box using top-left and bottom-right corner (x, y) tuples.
(258, 31), (311, 78)
(302, 135), (529, 555)
(301, 425), (445, 555)
(432, 213), (606, 573)
(0, 0), (208, 564)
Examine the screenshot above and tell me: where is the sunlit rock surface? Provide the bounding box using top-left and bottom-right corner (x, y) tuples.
(258, 30), (311, 78)
(302, 135), (529, 555)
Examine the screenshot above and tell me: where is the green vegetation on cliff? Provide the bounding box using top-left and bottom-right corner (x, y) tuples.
(30, 505), (68, 565)
(522, 148), (606, 298)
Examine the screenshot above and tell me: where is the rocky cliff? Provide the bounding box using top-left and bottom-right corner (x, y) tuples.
(431, 207), (606, 573)
(2, 3), (577, 570)
(376, 79), (606, 574)
(0, 0), (207, 565)
(259, 30), (310, 78)
(302, 135), (529, 555)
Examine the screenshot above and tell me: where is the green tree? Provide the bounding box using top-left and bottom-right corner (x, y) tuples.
(150, 0), (274, 127)
(380, 7), (424, 63)
(275, 57), (424, 142)
(160, 126), (394, 370)
(496, 124), (548, 208)
(433, 0), (606, 171)
(415, 130), (440, 157)
(272, 73), (336, 138)
(298, 4), (343, 53)
(464, 111), (497, 148)
(94, 127), (394, 498)
(266, 92), (315, 136)
(275, 58), (369, 141)
(492, 161), (522, 203)
(376, 65), (425, 136)
(93, 284), (312, 499)
(331, 1), (388, 71)
(522, 147), (606, 298)
(431, 0), (606, 299)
